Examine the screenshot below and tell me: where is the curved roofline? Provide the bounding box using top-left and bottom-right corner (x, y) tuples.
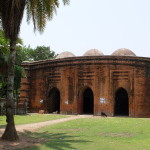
(83, 49), (104, 56)
(55, 51), (76, 59)
(112, 48), (136, 56)
(22, 55), (150, 67)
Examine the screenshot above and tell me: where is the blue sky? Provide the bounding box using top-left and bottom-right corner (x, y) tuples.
(20, 0), (150, 57)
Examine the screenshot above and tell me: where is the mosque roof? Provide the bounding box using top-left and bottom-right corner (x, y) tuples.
(56, 51), (76, 59)
(112, 48), (136, 56)
(83, 49), (104, 56)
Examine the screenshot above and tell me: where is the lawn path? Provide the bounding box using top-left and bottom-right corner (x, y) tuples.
(0, 115), (95, 150)
(0, 115), (93, 133)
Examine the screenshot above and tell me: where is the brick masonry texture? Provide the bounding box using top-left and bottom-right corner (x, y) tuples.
(19, 56), (150, 118)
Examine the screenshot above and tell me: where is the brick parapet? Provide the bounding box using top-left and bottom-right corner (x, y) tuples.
(20, 56), (150, 117)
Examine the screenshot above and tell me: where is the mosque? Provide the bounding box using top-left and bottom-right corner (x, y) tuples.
(19, 48), (150, 118)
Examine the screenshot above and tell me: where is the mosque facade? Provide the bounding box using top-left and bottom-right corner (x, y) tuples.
(19, 48), (150, 118)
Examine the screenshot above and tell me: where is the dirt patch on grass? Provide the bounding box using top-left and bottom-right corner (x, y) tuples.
(0, 115), (91, 150)
(98, 132), (134, 137)
(0, 132), (47, 150)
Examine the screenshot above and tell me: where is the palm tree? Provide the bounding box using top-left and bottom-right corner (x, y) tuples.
(0, 0), (69, 141)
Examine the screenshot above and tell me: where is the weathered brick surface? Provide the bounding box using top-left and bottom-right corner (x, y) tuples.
(19, 56), (150, 117)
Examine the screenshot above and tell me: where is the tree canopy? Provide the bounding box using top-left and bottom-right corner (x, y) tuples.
(0, 0), (70, 141)
(0, 28), (56, 99)
(16, 45), (56, 63)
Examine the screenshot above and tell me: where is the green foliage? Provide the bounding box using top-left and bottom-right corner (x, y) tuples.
(0, 76), (7, 98)
(0, 29), (24, 98)
(0, 29), (9, 98)
(0, 29), (9, 54)
(0, 29), (9, 67)
(16, 45), (56, 62)
(14, 45), (56, 99)
(26, 0), (70, 32)
(14, 65), (24, 99)
(0, 0), (70, 141)
(0, 0), (69, 100)
(0, 27), (56, 99)
(15, 45), (34, 65)
(31, 46), (56, 61)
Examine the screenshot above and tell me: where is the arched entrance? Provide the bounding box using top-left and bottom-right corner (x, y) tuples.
(114, 88), (129, 116)
(47, 87), (60, 113)
(83, 88), (94, 114)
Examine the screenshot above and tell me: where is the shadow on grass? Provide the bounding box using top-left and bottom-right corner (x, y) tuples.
(0, 125), (5, 129)
(16, 114), (32, 116)
(21, 130), (91, 150)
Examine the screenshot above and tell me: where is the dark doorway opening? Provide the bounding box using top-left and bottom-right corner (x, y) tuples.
(114, 88), (129, 116)
(47, 87), (60, 113)
(83, 88), (94, 114)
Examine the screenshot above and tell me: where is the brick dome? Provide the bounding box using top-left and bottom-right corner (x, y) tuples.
(112, 48), (136, 56)
(83, 49), (104, 56)
(56, 51), (76, 59)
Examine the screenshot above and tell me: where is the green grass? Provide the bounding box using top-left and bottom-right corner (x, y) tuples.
(0, 114), (69, 126)
(22, 117), (150, 150)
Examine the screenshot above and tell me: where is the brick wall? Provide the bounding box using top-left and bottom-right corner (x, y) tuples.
(19, 56), (150, 117)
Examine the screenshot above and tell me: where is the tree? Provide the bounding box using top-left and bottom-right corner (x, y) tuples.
(14, 45), (56, 100)
(0, 29), (23, 99)
(0, 29), (9, 69)
(0, 29), (9, 98)
(0, 0), (69, 141)
(15, 45), (34, 63)
(16, 45), (56, 62)
(0, 0), (26, 141)
(14, 65), (24, 100)
(31, 46), (56, 61)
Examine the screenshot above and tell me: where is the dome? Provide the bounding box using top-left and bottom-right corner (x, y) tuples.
(56, 51), (76, 59)
(83, 49), (104, 56)
(22, 61), (30, 63)
(112, 48), (136, 56)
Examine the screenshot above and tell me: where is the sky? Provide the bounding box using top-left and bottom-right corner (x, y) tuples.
(20, 0), (150, 57)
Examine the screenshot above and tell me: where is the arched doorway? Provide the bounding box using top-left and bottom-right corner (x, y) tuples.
(47, 87), (60, 113)
(83, 88), (94, 114)
(114, 88), (129, 116)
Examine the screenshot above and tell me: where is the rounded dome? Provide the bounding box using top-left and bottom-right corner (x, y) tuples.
(22, 61), (30, 63)
(83, 49), (104, 56)
(56, 51), (76, 59)
(112, 48), (136, 56)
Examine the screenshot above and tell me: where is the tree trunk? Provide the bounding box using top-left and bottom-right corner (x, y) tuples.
(1, 40), (19, 141)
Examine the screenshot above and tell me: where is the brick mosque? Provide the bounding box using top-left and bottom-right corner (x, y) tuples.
(19, 48), (150, 118)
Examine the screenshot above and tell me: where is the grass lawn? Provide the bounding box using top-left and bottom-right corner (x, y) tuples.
(23, 117), (150, 150)
(0, 114), (69, 126)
